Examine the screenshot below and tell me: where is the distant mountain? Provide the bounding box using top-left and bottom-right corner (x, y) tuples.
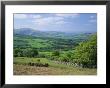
(14, 28), (93, 39)
(14, 28), (34, 35)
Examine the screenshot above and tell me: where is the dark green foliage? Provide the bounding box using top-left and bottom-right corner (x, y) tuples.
(14, 48), (39, 57)
(52, 50), (60, 56)
(73, 34), (97, 68)
(14, 48), (21, 57)
(28, 62), (49, 67)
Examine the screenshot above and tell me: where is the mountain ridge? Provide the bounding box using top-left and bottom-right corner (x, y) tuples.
(14, 28), (94, 39)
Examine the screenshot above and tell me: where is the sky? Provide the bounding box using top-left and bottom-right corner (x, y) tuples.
(14, 13), (97, 33)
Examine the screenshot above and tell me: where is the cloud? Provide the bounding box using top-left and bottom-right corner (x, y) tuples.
(29, 15), (42, 18)
(14, 14), (42, 19)
(14, 14), (27, 19)
(14, 24), (30, 29)
(89, 15), (97, 23)
(90, 15), (95, 19)
(55, 21), (67, 25)
(33, 16), (64, 26)
(56, 13), (79, 18)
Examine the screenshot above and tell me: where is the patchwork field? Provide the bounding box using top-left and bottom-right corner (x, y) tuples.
(14, 31), (97, 75)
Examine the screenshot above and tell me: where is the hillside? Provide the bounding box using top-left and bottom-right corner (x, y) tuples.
(14, 29), (93, 51)
(14, 28), (93, 39)
(13, 29), (97, 75)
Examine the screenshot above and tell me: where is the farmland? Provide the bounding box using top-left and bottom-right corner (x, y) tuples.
(13, 30), (97, 75)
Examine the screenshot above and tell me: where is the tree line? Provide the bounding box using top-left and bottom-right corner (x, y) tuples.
(14, 48), (39, 57)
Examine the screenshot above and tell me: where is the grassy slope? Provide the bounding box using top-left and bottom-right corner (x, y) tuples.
(13, 33), (96, 75)
(14, 64), (97, 75)
(14, 57), (97, 75)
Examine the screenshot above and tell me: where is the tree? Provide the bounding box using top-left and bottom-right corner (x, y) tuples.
(14, 48), (22, 57)
(26, 48), (39, 57)
(14, 48), (39, 57)
(31, 48), (39, 57)
(52, 50), (60, 56)
(73, 34), (97, 68)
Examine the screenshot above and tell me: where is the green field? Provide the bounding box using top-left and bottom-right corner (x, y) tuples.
(14, 33), (91, 51)
(13, 32), (97, 75)
(14, 57), (97, 75)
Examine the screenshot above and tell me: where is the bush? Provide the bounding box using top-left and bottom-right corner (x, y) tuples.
(14, 48), (39, 57)
(73, 34), (97, 68)
(52, 50), (60, 56)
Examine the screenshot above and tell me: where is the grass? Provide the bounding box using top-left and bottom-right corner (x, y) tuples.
(14, 57), (72, 69)
(14, 57), (97, 75)
(14, 64), (96, 75)
(28, 39), (52, 48)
